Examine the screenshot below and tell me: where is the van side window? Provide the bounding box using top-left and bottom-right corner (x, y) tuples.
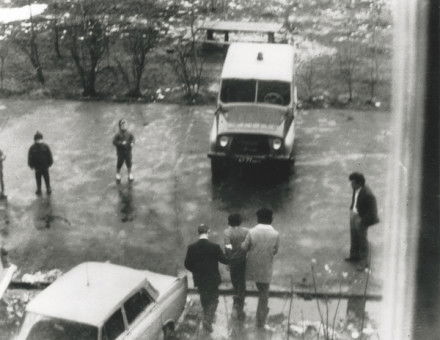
(123, 288), (153, 324)
(102, 309), (125, 340)
(221, 79), (256, 103)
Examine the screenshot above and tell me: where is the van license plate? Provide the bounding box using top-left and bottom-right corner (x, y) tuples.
(237, 156), (258, 163)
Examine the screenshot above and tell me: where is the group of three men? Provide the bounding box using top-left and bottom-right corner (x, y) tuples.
(184, 208), (280, 333)
(184, 172), (379, 333)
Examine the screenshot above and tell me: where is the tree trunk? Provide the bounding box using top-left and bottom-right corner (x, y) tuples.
(53, 23), (62, 59)
(0, 57), (4, 90)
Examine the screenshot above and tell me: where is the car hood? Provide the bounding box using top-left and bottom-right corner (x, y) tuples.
(218, 104), (286, 137)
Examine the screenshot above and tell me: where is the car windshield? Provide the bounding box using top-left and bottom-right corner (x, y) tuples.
(18, 313), (98, 340)
(220, 79), (290, 106)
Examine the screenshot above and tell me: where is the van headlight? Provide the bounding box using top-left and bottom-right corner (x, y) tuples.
(219, 136), (229, 147)
(272, 138), (282, 150)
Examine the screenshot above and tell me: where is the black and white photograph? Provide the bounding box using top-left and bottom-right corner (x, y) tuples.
(0, 0), (438, 339)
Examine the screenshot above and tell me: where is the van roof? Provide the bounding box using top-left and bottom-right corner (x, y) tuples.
(26, 262), (158, 327)
(221, 43), (294, 82)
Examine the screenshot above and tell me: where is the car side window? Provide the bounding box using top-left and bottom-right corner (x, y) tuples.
(102, 309), (125, 340)
(123, 288), (153, 324)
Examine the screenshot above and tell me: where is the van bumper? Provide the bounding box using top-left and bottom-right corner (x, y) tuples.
(207, 152), (292, 164)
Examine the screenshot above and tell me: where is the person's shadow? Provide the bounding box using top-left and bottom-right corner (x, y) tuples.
(31, 195), (71, 230)
(32, 196), (53, 230)
(117, 182), (136, 222)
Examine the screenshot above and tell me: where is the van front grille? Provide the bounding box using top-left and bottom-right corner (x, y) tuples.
(230, 135), (270, 155)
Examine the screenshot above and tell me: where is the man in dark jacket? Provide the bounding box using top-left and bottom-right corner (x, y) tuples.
(113, 119), (135, 182)
(185, 224), (228, 333)
(224, 213), (248, 320)
(345, 172), (379, 269)
(28, 131), (53, 195)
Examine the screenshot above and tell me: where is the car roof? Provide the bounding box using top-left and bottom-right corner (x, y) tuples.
(221, 43), (294, 82)
(26, 262), (159, 327)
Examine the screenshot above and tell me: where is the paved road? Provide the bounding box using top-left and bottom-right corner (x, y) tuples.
(0, 100), (390, 293)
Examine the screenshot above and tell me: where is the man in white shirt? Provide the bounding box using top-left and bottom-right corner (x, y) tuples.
(345, 172), (379, 269)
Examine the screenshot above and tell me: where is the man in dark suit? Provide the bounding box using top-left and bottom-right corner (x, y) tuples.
(185, 224), (228, 333)
(345, 172), (379, 269)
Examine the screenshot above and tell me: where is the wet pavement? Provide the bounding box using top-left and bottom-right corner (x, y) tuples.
(0, 100), (390, 294)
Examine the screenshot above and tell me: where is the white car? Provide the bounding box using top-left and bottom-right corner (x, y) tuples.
(15, 262), (187, 340)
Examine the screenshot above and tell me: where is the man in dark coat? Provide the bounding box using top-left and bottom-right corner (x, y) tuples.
(185, 224), (228, 333)
(28, 131), (53, 195)
(345, 172), (379, 269)
(224, 213), (248, 320)
(113, 119), (135, 182)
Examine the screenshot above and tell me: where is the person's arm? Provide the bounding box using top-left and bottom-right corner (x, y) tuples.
(184, 247), (194, 272)
(47, 145), (53, 167)
(0, 151), (5, 162)
(217, 244), (229, 265)
(224, 229), (232, 251)
(129, 133), (135, 147)
(273, 233), (280, 255)
(112, 133), (119, 147)
(241, 232), (251, 251)
(28, 147), (34, 169)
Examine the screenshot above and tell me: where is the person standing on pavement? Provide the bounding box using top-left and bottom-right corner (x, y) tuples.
(345, 172), (379, 270)
(184, 224), (229, 333)
(224, 213), (248, 320)
(0, 149), (6, 199)
(28, 131), (53, 196)
(113, 119), (135, 182)
(242, 208), (280, 329)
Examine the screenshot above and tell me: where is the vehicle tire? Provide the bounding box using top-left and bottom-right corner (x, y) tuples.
(211, 158), (227, 182)
(162, 322), (176, 340)
(278, 161), (292, 180)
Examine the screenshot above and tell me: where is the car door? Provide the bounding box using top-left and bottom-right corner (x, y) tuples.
(122, 287), (161, 339)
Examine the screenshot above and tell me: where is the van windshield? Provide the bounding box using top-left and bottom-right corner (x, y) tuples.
(19, 313), (98, 340)
(220, 79), (290, 106)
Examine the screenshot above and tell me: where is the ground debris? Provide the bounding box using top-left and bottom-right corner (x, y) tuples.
(20, 268), (63, 284)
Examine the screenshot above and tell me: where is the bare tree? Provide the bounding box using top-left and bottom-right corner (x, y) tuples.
(52, 0), (111, 97)
(168, 1), (204, 102)
(9, 2), (46, 85)
(113, 0), (175, 98)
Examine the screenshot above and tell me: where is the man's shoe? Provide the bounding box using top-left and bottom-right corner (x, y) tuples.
(128, 173), (134, 181)
(344, 257), (360, 263)
(47, 188), (52, 195)
(0, 193), (7, 200)
(115, 173), (121, 181)
(35, 190), (42, 196)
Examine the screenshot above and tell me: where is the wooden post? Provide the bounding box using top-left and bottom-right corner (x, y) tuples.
(224, 31), (229, 42)
(207, 29), (214, 40)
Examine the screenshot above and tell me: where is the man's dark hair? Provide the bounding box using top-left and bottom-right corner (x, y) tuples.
(228, 213), (242, 227)
(34, 131), (43, 141)
(197, 223), (209, 235)
(257, 208), (273, 224)
(349, 172), (365, 186)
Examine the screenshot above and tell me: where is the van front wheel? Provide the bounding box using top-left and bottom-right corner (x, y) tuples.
(211, 158), (227, 182)
(162, 322), (176, 340)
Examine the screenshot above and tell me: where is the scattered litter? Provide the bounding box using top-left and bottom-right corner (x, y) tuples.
(21, 269), (63, 284)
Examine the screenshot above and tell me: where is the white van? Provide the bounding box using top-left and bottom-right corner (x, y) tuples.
(208, 42), (297, 178)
